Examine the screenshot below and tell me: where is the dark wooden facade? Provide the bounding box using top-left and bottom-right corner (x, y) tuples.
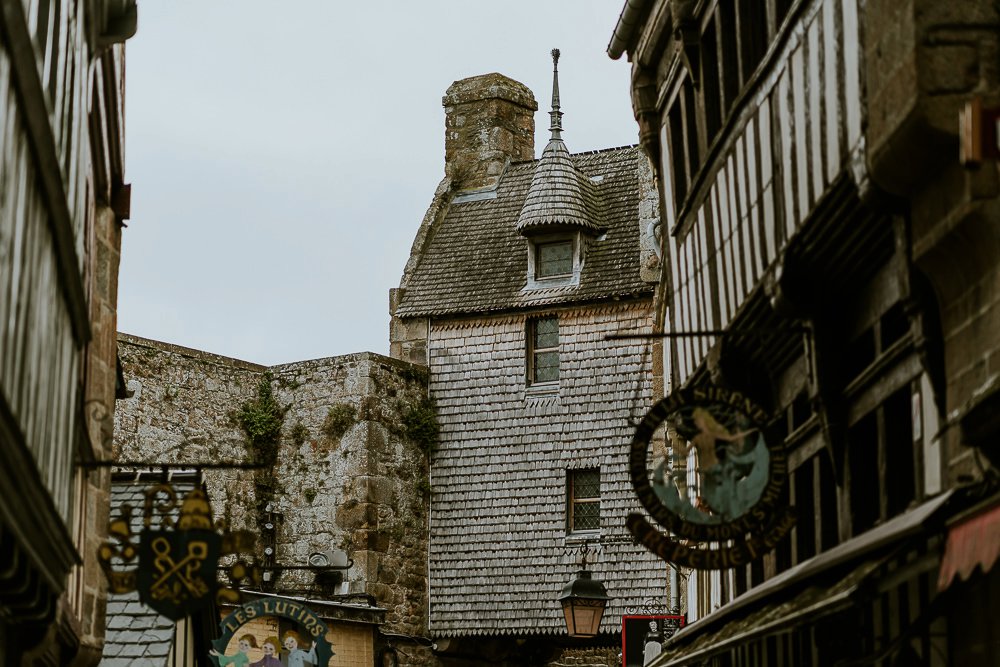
(0, 0), (135, 664)
(611, 0), (1000, 664)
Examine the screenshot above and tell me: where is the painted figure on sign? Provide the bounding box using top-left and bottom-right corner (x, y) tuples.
(687, 407), (756, 467)
(250, 636), (282, 667)
(643, 620), (663, 665)
(282, 630), (318, 667)
(652, 405), (769, 523)
(209, 634), (257, 666)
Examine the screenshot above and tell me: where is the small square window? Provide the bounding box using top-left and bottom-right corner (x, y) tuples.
(568, 468), (600, 533)
(536, 240), (573, 278)
(529, 316), (559, 385)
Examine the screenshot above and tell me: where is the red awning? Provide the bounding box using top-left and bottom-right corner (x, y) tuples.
(938, 499), (1000, 590)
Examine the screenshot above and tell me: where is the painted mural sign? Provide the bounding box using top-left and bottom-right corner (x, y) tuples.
(628, 386), (795, 569)
(211, 598), (334, 667)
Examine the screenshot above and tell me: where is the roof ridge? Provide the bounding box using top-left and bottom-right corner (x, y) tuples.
(507, 143), (639, 167)
(571, 143), (639, 156)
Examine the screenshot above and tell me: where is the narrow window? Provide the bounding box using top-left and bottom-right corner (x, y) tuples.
(848, 413), (879, 536)
(568, 468), (600, 533)
(883, 387), (916, 516)
(701, 21), (722, 145)
(818, 447), (839, 550)
(682, 80), (701, 179)
(793, 461), (816, 563)
(738, 0), (768, 84)
(717, 3), (741, 113)
(668, 102), (688, 205)
(528, 316), (559, 385)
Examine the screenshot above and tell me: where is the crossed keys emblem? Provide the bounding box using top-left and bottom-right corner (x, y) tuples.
(148, 535), (213, 603)
(99, 483), (261, 620)
(138, 530), (221, 618)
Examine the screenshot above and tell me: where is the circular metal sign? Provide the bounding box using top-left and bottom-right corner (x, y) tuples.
(628, 386), (795, 569)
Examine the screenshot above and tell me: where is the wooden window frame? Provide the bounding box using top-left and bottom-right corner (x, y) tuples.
(527, 315), (559, 388)
(567, 468), (601, 534)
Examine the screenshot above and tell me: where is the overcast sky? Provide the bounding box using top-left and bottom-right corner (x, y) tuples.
(118, 1), (638, 366)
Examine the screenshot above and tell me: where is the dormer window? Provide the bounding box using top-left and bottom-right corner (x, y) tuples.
(536, 240), (573, 278)
(527, 233), (583, 289)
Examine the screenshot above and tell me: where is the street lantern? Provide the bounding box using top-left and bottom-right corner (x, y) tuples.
(558, 565), (611, 638)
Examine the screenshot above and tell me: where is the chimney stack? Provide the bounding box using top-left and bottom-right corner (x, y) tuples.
(443, 73), (537, 190)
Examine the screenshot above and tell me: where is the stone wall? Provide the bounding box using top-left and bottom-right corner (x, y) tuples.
(75, 202), (125, 663)
(547, 646), (621, 667)
(114, 334), (431, 638)
(862, 0), (1000, 482)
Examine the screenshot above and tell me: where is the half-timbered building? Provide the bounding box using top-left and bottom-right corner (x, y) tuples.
(610, 0), (1000, 664)
(390, 58), (670, 664)
(0, 0), (136, 663)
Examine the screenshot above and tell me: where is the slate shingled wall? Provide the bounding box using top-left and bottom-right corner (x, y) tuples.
(426, 301), (668, 637)
(114, 334), (431, 637)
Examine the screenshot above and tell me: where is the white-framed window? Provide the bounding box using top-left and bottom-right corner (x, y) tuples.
(526, 233), (583, 288)
(567, 468), (600, 533)
(527, 315), (559, 386)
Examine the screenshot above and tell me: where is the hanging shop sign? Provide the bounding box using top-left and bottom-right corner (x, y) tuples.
(210, 598), (334, 667)
(622, 615), (686, 667)
(628, 386), (796, 569)
(99, 482), (259, 620)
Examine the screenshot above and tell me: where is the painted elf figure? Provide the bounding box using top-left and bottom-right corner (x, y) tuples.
(250, 636), (282, 667)
(282, 630), (318, 667)
(209, 634), (257, 667)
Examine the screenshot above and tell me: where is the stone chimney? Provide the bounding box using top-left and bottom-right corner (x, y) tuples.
(443, 73), (537, 190)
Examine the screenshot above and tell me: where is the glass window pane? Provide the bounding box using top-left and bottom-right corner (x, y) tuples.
(574, 501), (600, 531)
(537, 241), (573, 277)
(534, 317), (559, 349)
(536, 330), (558, 349)
(574, 469), (600, 498)
(534, 352), (559, 382)
(535, 316), (558, 336)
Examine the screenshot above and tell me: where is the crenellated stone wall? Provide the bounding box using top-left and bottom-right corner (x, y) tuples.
(114, 334), (431, 638)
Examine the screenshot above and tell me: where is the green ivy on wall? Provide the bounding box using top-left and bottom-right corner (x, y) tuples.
(322, 403), (356, 440)
(402, 397), (439, 455)
(235, 371), (287, 518)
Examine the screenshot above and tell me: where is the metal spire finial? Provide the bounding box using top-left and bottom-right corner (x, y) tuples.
(549, 48), (563, 141)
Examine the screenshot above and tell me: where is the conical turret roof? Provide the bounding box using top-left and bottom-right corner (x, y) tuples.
(516, 49), (605, 236)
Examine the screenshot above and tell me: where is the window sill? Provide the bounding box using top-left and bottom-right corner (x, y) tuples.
(565, 532), (602, 545)
(525, 275), (579, 291)
(526, 382), (559, 397)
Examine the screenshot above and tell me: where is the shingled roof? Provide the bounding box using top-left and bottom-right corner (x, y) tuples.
(516, 138), (606, 234)
(394, 144), (652, 318)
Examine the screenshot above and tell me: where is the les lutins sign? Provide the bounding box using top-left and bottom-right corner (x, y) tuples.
(628, 386), (796, 569)
(211, 598), (334, 667)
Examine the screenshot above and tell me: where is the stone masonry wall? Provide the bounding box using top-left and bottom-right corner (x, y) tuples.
(114, 334), (431, 638)
(75, 203), (124, 663)
(547, 646), (622, 667)
(862, 0), (1000, 482)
